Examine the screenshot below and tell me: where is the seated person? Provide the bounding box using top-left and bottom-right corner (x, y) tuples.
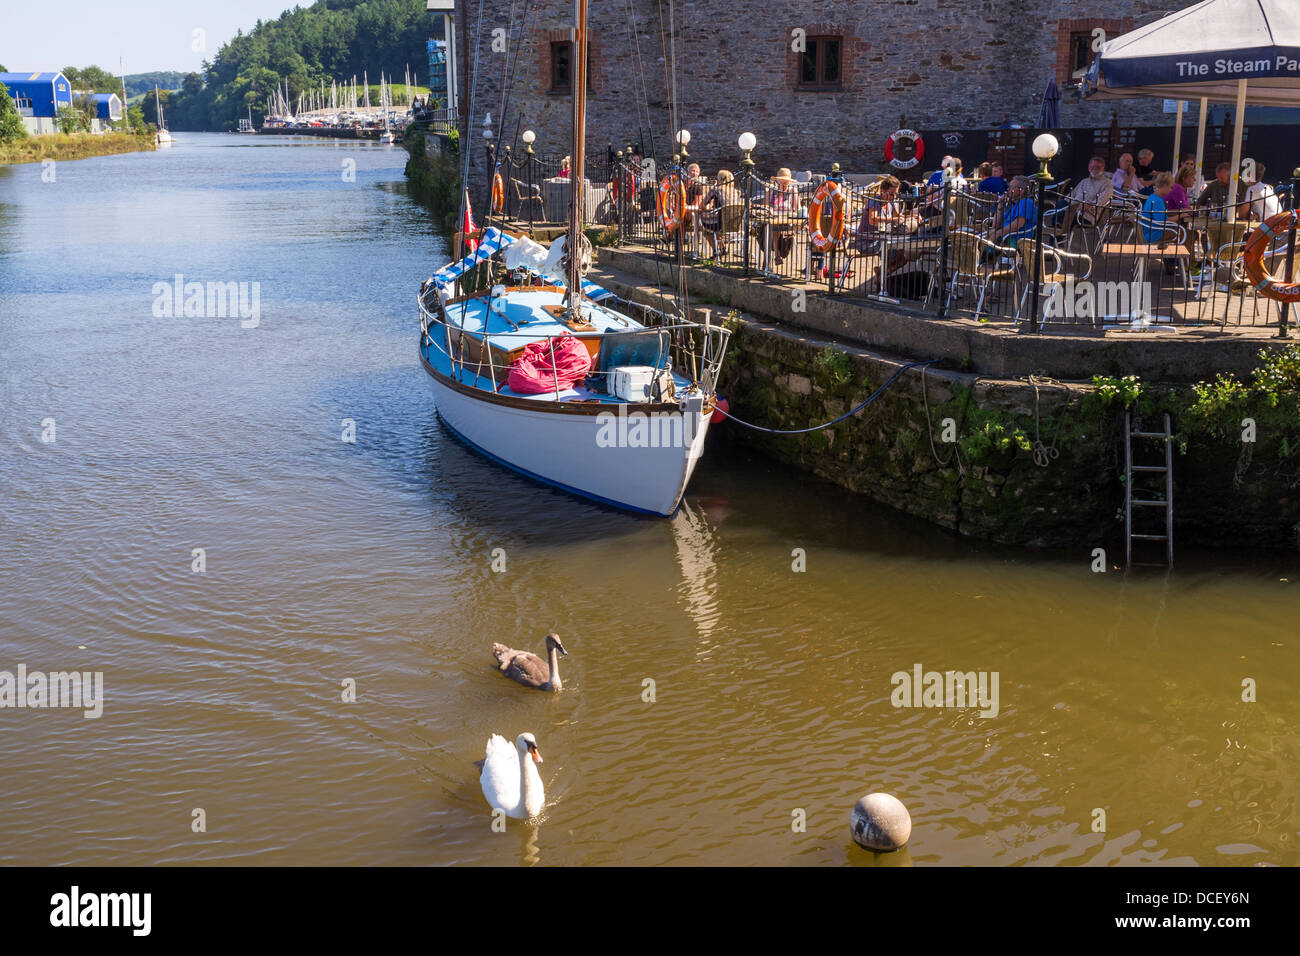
(558, 155), (571, 180)
(699, 169), (740, 259)
(1140, 174), (1181, 246)
(607, 153), (641, 214)
(1133, 148), (1157, 193)
(757, 168), (800, 266)
(971, 161), (992, 190)
(988, 176), (1037, 248)
(1112, 152), (1141, 194)
(921, 157), (968, 221)
(977, 162), (1008, 195)
(854, 175), (922, 288)
(1173, 164), (1196, 208)
(1238, 163), (1281, 223)
(1057, 155), (1114, 231)
(925, 156), (967, 192)
(1196, 162), (1232, 211)
(683, 162), (705, 230)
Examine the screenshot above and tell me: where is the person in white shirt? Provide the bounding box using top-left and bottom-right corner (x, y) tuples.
(1112, 152), (1140, 194)
(1239, 163), (1281, 222)
(1063, 156), (1115, 229)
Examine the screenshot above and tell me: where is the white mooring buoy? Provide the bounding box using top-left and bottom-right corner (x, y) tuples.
(850, 793), (912, 851)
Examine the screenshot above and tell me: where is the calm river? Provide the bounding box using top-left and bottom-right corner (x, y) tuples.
(0, 134), (1296, 866)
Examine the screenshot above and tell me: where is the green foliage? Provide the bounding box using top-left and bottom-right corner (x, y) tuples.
(127, 104), (146, 130)
(1091, 374), (1142, 408)
(124, 72), (187, 99)
(164, 0), (429, 131)
(1181, 345), (1300, 443)
(140, 88), (171, 127)
(61, 65), (124, 94)
(960, 418), (1033, 462)
(0, 81), (27, 144)
(812, 346), (854, 386)
(55, 105), (88, 134)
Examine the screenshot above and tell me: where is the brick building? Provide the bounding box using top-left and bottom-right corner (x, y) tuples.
(451, 0), (1190, 182)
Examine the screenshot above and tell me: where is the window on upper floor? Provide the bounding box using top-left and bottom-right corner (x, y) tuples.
(548, 41), (594, 94)
(798, 36), (843, 89)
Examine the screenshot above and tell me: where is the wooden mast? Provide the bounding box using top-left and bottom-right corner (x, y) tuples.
(567, 0), (589, 318)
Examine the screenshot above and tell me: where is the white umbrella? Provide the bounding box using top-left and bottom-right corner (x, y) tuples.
(1084, 0), (1300, 210)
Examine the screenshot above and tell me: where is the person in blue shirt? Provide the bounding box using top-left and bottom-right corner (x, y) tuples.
(925, 156), (952, 190)
(977, 161), (1008, 195)
(989, 176), (1037, 246)
(1140, 173), (1180, 245)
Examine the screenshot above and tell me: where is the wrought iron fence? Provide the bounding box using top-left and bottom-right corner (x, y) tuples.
(582, 157), (1299, 334)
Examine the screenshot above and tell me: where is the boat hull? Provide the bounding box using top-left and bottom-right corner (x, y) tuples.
(425, 363), (711, 517)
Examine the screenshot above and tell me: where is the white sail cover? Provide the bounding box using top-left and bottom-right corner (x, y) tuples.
(429, 226), (613, 302)
(1085, 0), (1300, 105)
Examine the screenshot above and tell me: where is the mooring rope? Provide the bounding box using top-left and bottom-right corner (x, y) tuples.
(713, 359), (940, 435)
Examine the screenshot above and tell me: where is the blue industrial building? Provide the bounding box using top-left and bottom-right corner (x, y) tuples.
(88, 92), (123, 130)
(0, 71), (74, 134)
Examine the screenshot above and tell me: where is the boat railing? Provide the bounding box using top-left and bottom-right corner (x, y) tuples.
(418, 291), (731, 402)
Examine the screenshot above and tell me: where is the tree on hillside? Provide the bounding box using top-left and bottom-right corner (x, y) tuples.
(63, 65), (125, 94)
(0, 81), (28, 143)
(165, 0), (428, 130)
(140, 88), (171, 127)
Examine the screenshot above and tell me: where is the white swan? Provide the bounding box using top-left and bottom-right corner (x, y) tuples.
(479, 733), (545, 819)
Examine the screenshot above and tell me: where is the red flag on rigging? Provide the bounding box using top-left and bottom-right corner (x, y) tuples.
(462, 189), (478, 254)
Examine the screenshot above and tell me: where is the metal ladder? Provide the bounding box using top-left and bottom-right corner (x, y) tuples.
(1124, 411), (1174, 567)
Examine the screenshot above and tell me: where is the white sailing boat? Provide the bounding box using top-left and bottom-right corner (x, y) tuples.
(154, 85), (174, 145)
(379, 74), (394, 144)
(416, 0), (728, 516)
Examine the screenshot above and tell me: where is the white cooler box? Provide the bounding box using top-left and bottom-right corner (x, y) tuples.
(610, 365), (675, 402)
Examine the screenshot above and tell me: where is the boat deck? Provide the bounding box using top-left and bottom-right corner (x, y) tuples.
(427, 287), (692, 404)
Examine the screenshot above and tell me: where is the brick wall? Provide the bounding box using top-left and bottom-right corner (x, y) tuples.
(459, 0), (1177, 187)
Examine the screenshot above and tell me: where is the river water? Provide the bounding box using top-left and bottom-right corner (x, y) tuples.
(0, 134), (1297, 866)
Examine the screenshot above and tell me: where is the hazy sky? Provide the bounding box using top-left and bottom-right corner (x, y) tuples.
(0, 1), (301, 75)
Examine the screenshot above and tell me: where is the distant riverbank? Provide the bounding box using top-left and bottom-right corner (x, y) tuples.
(0, 131), (158, 166)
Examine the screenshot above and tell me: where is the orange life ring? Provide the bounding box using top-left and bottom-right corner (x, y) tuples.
(658, 173), (685, 232)
(808, 180), (847, 252)
(1243, 211), (1300, 303)
(884, 128), (925, 170)
(491, 172), (504, 214)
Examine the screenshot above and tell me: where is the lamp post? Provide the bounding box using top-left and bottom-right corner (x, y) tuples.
(739, 131), (756, 277)
(522, 128), (537, 236)
(615, 149), (625, 244)
(483, 117), (495, 224)
(676, 128), (690, 161)
(1027, 133), (1059, 334)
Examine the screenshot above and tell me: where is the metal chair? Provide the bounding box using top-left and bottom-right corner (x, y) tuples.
(943, 228), (1019, 320)
(511, 178), (545, 221)
(1013, 238), (1095, 327)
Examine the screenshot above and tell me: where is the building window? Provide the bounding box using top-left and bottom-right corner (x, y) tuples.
(798, 36), (842, 89)
(1068, 31), (1094, 81)
(550, 41), (572, 92)
(1057, 19), (1131, 86)
(548, 40), (594, 93)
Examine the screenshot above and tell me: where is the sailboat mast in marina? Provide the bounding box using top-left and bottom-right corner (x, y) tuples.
(414, 0), (729, 516)
(154, 85), (174, 145)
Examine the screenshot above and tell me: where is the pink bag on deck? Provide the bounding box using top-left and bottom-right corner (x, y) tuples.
(505, 333), (593, 394)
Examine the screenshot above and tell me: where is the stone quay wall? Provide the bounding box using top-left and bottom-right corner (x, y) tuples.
(591, 251), (1300, 552)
